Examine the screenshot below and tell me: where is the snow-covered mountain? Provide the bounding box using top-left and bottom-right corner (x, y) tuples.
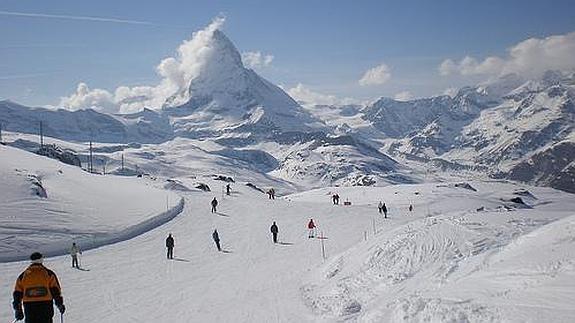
(360, 71), (575, 193)
(163, 30), (321, 139)
(0, 100), (173, 144)
(0, 28), (402, 187)
(1, 23), (573, 192)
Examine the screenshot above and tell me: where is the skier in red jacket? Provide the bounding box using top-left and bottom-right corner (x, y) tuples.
(308, 219), (316, 238)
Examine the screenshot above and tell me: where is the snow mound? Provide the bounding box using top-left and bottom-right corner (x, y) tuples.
(300, 182), (575, 322)
(0, 145), (183, 261)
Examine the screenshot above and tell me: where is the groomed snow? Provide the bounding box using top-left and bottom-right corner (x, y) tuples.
(0, 178), (574, 322)
(0, 144), (183, 262)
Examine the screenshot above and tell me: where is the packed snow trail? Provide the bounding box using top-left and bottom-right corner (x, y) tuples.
(0, 180), (379, 322)
(1, 180), (574, 322)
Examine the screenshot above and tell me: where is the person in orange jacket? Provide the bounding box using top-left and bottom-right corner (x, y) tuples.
(12, 252), (65, 322)
(308, 219), (316, 238)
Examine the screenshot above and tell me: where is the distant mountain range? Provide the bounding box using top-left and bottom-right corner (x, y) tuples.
(1, 29), (573, 192)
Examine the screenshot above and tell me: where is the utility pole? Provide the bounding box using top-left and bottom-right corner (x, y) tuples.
(39, 121), (44, 148)
(89, 140), (93, 173)
(121, 154), (125, 171)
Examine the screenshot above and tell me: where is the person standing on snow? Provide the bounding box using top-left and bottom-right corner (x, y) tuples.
(70, 242), (82, 269)
(270, 222), (279, 243)
(409, 204), (413, 213)
(12, 252), (66, 322)
(226, 184), (231, 196)
(382, 203), (388, 218)
(378, 201), (383, 214)
(166, 233), (174, 259)
(307, 219), (316, 238)
(212, 229), (221, 251)
(211, 197), (218, 213)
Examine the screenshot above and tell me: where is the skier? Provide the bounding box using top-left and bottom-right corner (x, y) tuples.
(268, 188), (276, 200)
(378, 201), (383, 214)
(166, 233), (174, 259)
(70, 242), (82, 269)
(270, 221), (279, 243)
(409, 204), (413, 213)
(382, 202), (388, 218)
(211, 197), (218, 213)
(332, 194), (340, 205)
(307, 219), (316, 238)
(12, 252), (66, 322)
(226, 184), (231, 196)
(212, 229), (221, 251)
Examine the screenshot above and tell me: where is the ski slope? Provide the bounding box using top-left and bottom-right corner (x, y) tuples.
(1, 178), (574, 322)
(0, 144), (183, 261)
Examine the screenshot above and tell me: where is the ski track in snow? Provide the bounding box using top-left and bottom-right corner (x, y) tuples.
(0, 179), (574, 322)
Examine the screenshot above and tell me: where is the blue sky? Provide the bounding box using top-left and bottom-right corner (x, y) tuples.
(1, 0), (575, 108)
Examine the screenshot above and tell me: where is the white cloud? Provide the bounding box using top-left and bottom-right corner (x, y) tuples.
(394, 91), (413, 101)
(242, 51), (274, 69)
(59, 16), (227, 113)
(359, 63), (391, 86)
(59, 83), (117, 114)
(442, 87), (458, 98)
(285, 83), (357, 107)
(439, 31), (575, 77)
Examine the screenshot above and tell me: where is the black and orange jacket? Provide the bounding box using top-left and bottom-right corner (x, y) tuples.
(13, 264), (63, 307)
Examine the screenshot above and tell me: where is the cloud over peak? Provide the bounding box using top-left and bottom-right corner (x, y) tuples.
(59, 16), (227, 113)
(242, 51), (274, 69)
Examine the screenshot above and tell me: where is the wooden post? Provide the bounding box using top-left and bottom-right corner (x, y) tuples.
(320, 231), (326, 261)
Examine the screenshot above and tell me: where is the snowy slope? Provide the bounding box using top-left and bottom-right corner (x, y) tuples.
(0, 179), (573, 322)
(292, 182), (575, 322)
(0, 144), (183, 261)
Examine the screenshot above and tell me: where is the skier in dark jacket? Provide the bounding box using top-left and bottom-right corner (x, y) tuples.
(166, 234), (174, 259)
(409, 204), (413, 213)
(382, 203), (388, 218)
(211, 197), (218, 213)
(13, 252), (65, 323)
(270, 222), (279, 243)
(332, 194), (340, 205)
(212, 229), (221, 251)
(226, 184), (231, 196)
